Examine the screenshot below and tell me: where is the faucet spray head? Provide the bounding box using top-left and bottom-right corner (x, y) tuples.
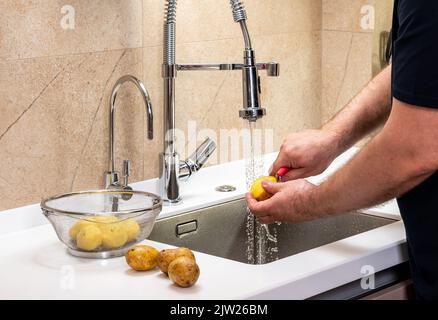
(239, 108), (266, 122)
(230, 0), (248, 23)
(230, 1), (266, 123)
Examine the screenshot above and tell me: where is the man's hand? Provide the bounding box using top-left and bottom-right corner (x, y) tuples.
(246, 179), (318, 224)
(251, 99), (438, 226)
(269, 67), (392, 182)
(246, 67), (394, 224)
(270, 129), (341, 181)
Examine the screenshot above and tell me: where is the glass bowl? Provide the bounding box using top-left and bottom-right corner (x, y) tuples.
(41, 189), (162, 259)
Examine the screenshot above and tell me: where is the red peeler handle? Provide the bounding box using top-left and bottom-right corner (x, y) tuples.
(276, 167), (291, 179)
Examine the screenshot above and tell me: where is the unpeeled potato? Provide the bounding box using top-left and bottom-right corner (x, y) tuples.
(168, 256), (200, 288)
(157, 247), (196, 274)
(125, 245), (159, 271)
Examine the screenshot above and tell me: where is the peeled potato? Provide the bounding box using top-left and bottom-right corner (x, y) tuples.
(90, 216), (119, 223)
(76, 225), (103, 251)
(121, 219), (140, 242)
(250, 176), (278, 201)
(125, 245), (159, 271)
(157, 247), (196, 274)
(168, 256), (200, 288)
(69, 220), (94, 240)
(101, 223), (128, 249)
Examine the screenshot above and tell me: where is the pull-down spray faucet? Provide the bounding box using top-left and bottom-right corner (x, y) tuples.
(160, 0), (280, 204)
(230, 0), (268, 122)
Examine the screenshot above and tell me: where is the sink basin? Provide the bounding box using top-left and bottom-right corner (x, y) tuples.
(148, 199), (396, 264)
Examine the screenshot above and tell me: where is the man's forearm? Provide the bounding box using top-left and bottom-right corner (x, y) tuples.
(305, 100), (438, 217)
(307, 136), (431, 217)
(323, 65), (392, 154)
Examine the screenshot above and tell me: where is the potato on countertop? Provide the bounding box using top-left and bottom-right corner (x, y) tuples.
(157, 247), (196, 274)
(168, 256), (200, 288)
(125, 245), (159, 271)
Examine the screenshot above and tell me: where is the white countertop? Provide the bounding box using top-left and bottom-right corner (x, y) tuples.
(0, 148), (407, 300)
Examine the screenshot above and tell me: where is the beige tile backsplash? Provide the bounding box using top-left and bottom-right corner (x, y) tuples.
(0, 0), (385, 211)
(0, 0), (143, 60)
(321, 0), (376, 122)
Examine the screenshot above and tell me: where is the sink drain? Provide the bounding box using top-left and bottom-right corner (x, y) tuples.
(215, 185), (237, 193)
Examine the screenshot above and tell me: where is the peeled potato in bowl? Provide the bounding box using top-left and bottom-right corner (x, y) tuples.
(76, 225), (103, 251)
(69, 215), (142, 251)
(69, 219), (94, 240)
(69, 215), (118, 240)
(100, 223), (128, 249)
(121, 219), (140, 242)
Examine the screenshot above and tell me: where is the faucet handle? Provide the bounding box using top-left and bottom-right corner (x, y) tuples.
(105, 171), (120, 189)
(188, 138), (217, 171)
(256, 62), (280, 77)
(179, 138), (217, 181)
(123, 160), (131, 188)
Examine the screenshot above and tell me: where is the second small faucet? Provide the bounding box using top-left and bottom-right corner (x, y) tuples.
(105, 75), (154, 190)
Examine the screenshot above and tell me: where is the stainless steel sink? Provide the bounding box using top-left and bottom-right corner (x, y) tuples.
(148, 199), (396, 265)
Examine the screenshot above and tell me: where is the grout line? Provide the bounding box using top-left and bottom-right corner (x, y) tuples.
(0, 30), (324, 63)
(322, 28), (373, 34)
(0, 46), (148, 63)
(166, 30), (324, 46)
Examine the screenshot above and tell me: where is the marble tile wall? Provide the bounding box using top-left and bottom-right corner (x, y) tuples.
(0, 0), (322, 211)
(321, 0), (374, 123)
(321, 0), (393, 151)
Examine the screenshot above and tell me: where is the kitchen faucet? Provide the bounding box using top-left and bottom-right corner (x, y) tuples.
(161, 0), (280, 204)
(105, 75), (154, 190)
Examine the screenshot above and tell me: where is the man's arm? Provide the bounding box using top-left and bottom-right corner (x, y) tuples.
(310, 98), (438, 215)
(271, 66), (393, 180)
(248, 99), (438, 223)
(322, 65), (393, 153)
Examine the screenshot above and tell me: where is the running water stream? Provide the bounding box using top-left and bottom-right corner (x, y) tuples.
(245, 121), (279, 264)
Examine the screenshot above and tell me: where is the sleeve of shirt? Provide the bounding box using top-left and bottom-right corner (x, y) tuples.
(392, 0), (438, 108)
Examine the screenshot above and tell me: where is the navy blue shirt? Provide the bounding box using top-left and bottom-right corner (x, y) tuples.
(392, 0), (438, 300)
